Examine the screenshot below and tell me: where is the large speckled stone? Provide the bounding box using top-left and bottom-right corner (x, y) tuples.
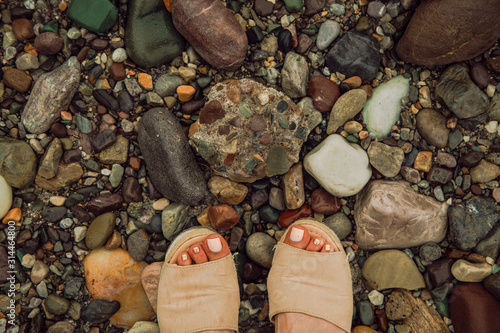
(189, 79), (311, 182)
(84, 248), (155, 328)
(138, 108), (207, 205)
(21, 57), (81, 134)
(354, 180), (448, 250)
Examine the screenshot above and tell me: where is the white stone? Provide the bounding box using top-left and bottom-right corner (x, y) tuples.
(59, 218), (73, 229)
(112, 48), (128, 63)
(368, 290), (384, 306)
(486, 84), (496, 98)
(74, 226), (87, 243)
(362, 75), (410, 138)
(22, 254), (36, 269)
(304, 134), (371, 197)
(49, 196), (66, 206)
(0, 175), (12, 220)
(128, 321), (160, 333)
(485, 121), (498, 134)
(152, 198), (170, 211)
(451, 259), (492, 282)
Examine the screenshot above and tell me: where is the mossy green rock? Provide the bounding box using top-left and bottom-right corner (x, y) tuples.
(126, 0), (185, 68)
(67, 0), (118, 33)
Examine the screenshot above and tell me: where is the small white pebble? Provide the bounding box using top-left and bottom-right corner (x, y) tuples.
(368, 290), (384, 306)
(152, 198), (170, 211)
(486, 84), (496, 98)
(101, 168), (112, 176)
(486, 256), (495, 265)
(485, 121), (498, 134)
(74, 226), (87, 243)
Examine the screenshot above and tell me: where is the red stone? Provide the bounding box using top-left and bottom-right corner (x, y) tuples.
(278, 204), (313, 228)
(308, 76), (340, 112)
(311, 188), (340, 215)
(109, 63), (126, 81)
(375, 309), (388, 332)
(208, 204), (240, 230)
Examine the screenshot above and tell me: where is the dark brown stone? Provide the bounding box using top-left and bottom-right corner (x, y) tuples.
(243, 262), (262, 282)
(34, 32), (63, 55)
(70, 206), (91, 222)
(311, 188), (340, 215)
(199, 100), (225, 124)
(12, 18), (34, 40)
(483, 274), (500, 301)
(304, 0), (326, 16)
(416, 109), (449, 149)
(91, 39), (108, 50)
(208, 204), (240, 230)
(3, 67), (32, 92)
(450, 282), (500, 333)
(470, 62), (490, 89)
(86, 194), (123, 216)
(108, 63), (126, 81)
(181, 99), (205, 115)
(458, 151), (483, 167)
(62, 150), (81, 164)
(426, 166), (453, 185)
(427, 258), (455, 288)
(296, 34), (313, 54)
(308, 76), (340, 112)
(396, 0), (500, 67)
(375, 308), (388, 332)
(172, 0), (248, 70)
(50, 123), (67, 138)
(254, 0), (274, 16)
(122, 177), (143, 203)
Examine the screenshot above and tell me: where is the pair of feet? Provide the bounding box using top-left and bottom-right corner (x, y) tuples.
(171, 224), (347, 333)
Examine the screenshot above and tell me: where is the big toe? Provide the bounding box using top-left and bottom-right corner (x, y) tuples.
(202, 234), (231, 261)
(284, 225), (311, 249)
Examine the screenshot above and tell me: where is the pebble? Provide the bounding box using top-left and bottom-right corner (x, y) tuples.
(416, 109), (449, 148)
(281, 52), (308, 98)
(0, 175), (12, 220)
(208, 204), (240, 230)
(31, 260), (50, 284)
(277, 29), (293, 53)
(483, 274), (500, 300)
(161, 203), (189, 241)
(83, 248), (154, 327)
(128, 321), (160, 333)
(311, 188), (340, 215)
(35, 162), (84, 191)
(304, 134), (371, 197)
(277, 204), (313, 228)
(316, 20), (340, 50)
(362, 75), (410, 138)
(322, 212), (352, 240)
(44, 294), (70, 315)
(155, 74), (187, 97)
(12, 18), (34, 40)
(367, 142), (404, 178)
(358, 300), (374, 326)
(3, 67), (33, 92)
(451, 259), (492, 282)
(368, 290), (384, 306)
(141, 262), (163, 313)
(367, 1), (386, 19)
(34, 32), (63, 55)
(470, 159), (500, 183)
(99, 135), (129, 164)
(282, 163), (305, 209)
(330, 3), (345, 16)
(414, 151), (433, 172)
(475, 223), (500, 259)
(245, 232), (277, 269)
(208, 176), (248, 205)
(81, 299), (121, 324)
(85, 212), (115, 250)
(354, 180), (448, 250)
(152, 198), (170, 211)
(68, 0), (118, 32)
(419, 243), (442, 262)
(122, 177), (143, 203)
(327, 89), (367, 133)
(112, 48), (127, 63)
(109, 164), (124, 188)
(269, 188), (286, 211)
(15, 53), (39, 71)
(127, 230), (150, 261)
(47, 321), (75, 333)
(308, 76), (340, 112)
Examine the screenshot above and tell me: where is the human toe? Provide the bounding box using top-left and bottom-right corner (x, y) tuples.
(202, 234), (231, 261)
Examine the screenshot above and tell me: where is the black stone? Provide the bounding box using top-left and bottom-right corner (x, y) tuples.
(474, 222), (500, 260)
(122, 177), (143, 203)
(42, 207), (67, 222)
(118, 90), (135, 113)
(247, 26), (265, 44)
(81, 299), (121, 324)
(277, 29), (293, 53)
(92, 89), (119, 111)
(458, 151), (483, 167)
(92, 129), (117, 152)
(64, 277), (84, 298)
(277, 101), (288, 113)
(62, 150), (81, 164)
(150, 214), (162, 233)
(65, 193), (85, 207)
(325, 30), (381, 81)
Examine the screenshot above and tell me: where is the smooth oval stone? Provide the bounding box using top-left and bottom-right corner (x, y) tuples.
(470, 159), (500, 183)
(396, 0), (500, 67)
(450, 282), (500, 333)
(127, 230), (150, 262)
(304, 134), (371, 197)
(138, 108), (207, 205)
(322, 212), (352, 240)
(0, 138), (37, 188)
(451, 259), (492, 282)
(86, 212), (115, 249)
(34, 32), (63, 55)
(327, 89), (367, 133)
(416, 109), (449, 148)
(308, 76), (340, 112)
(277, 205), (313, 228)
(362, 249), (425, 291)
(84, 248), (154, 328)
(277, 29), (293, 53)
(3, 67), (32, 92)
(161, 203), (189, 241)
(126, 0), (184, 68)
(245, 232), (277, 269)
(316, 20), (340, 50)
(470, 62), (490, 89)
(354, 180), (448, 250)
(311, 188), (340, 215)
(0, 175), (12, 220)
(172, 0), (247, 70)
(12, 18), (34, 40)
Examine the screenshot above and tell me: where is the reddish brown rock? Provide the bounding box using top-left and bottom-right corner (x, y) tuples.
(353, 180), (448, 250)
(86, 194), (124, 216)
(35, 163), (84, 191)
(172, 0), (248, 70)
(311, 188), (341, 215)
(109, 63), (126, 81)
(254, 0), (274, 16)
(34, 32), (64, 55)
(3, 67), (32, 92)
(450, 282), (500, 333)
(396, 0), (500, 67)
(308, 76), (340, 112)
(208, 204), (240, 230)
(141, 262), (163, 313)
(427, 258), (455, 288)
(278, 204), (313, 228)
(12, 18), (34, 40)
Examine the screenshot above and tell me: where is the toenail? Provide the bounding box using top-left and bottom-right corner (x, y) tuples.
(313, 238), (320, 246)
(325, 244), (331, 251)
(207, 238), (222, 253)
(290, 227), (304, 242)
(193, 246), (200, 254)
(181, 253), (188, 261)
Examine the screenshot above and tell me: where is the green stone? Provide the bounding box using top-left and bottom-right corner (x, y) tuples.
(293, 127), (308, 140)
(125, 0), (185, 68)
(53, 241), (63, 252)
(357, 300), (374, 326)
(266, 145), (289, 176)
(434, 300), (449, 318)
(198, 141), (215, 159)
(267, 24), (281, 33)
(346, 135), (358, 143)
(85, 159), (100, 172)
(259, 205), (280, 223)
(443, 182), (454, 194)
(245, 159), (258, 174)
(197, 77), (212, 89)
(67, 0), (118, 33)
(41, 20), (58, 33)
(239, 103), (253, 117)
(493, 264), (500, 274)
(0, 137), (37, 188)
(279, 118), (288, 129)
(10, 102), (23, 114)
(284, 0), (303, 12)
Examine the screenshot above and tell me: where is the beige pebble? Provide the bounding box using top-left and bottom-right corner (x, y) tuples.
(152, 198), (170, 211)
(49, 196), (66, 206)
(451, 259), (492, 282)
(344, 120), (363, 134)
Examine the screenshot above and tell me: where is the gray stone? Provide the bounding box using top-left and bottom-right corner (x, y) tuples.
(109, 164), (124, 188)
(488, 94), (500, 121)
(161, 203), (189, 241)
(436, 64), (489, 119)
(15, 53), (39, 70)
(47, 321), (75, 333)
(75, 113), (92, 134)
(448, 196), (499, 251)
(44, 294), (70, 315)
(416, 109), (449, 148)
(245, 232), (276, 269)
(138, 108), (207, 205)
(322, 212), (352, 240)
(38, 138), (63, 180)
(316, 20), (340, 50)
(419, 243), (442, 262)
(127, 230), (150, 261)
(474, 222), (500, 260)
(154, 74), (186, 97)
(281, 52), (308, 98)
(22, 57), (81, 134)
(367, 142), (404, 178)
(0, 137), (37, 188)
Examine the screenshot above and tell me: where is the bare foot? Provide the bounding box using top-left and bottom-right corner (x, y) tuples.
(275, 225), (347, 333)
(174, 233), (235, 333)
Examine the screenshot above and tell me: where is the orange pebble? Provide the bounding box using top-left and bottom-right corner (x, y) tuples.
(2, 208), (21, 224)
(59, 0), (68, 11)
(343, 76), (362, 89)
(129, 157), (141, 171)
(163, 0), (172, 11)
(414, 151), (433, 173)
(188, 121), (199, 138)
(177, 85), (196, 102)
(24, 43), (38, 56)
(137, 73), (153, 90)
(128, 70), (136, 76)
(60, 111), (72, 121)
(352, 326), (378, 333)
(358, 130), (369, 140)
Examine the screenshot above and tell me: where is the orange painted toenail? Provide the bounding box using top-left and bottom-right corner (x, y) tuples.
(207, 238), (222, 253)
(193, 246), (200, 254)
(290, 227), (304, 242)
(181, 254), (188, 261)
